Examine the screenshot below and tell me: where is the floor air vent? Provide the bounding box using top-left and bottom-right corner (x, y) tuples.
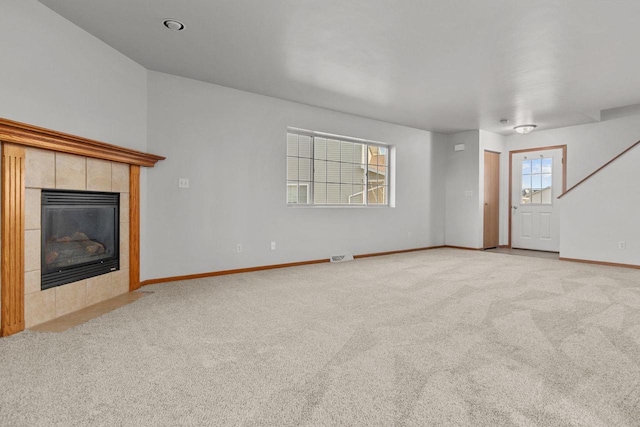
(330, 254), (354, 262)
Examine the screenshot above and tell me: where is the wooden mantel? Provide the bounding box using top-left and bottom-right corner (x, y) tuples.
(0, 118), (164, 336)
(0, 118), (164, 167)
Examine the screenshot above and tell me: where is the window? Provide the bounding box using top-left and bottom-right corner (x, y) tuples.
(287, 130), (390, 206)
(521, 156), (552, 204)
(287, 183), (309, 204)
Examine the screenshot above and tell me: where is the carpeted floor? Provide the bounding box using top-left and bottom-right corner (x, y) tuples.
(2, 248), (640, 426)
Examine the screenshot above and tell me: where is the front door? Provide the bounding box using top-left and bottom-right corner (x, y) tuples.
(511, 148), (563, 251)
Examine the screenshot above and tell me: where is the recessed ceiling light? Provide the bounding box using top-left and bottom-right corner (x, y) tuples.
(513, 124), (537, 135)
(163, 19), (185, 31)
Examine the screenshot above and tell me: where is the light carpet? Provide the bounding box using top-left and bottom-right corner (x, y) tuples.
(2, 248), (640, 426)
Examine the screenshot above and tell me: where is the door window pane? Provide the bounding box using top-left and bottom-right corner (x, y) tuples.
(521, 157), (552, 205)
(521, 172), (532, 204)
(531, 158), (542, 174)
(532, 174), (542, 191)
(531, 191), (542, 204)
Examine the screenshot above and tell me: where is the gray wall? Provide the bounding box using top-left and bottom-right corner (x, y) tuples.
(559, 144), (640, 264)
(0, 0), (148, 151)
(444, 131), (481, 248)
(442, 130), (506, 249)
(144, 72), (446, 279)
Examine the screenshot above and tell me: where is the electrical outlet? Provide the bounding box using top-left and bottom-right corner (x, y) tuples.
(237, 244), (242, 253)
(618, 241), (626, 250)
(464, 190), (473, 197)
(271, 241), (276, 250)
(178, 178), (189, 188)
(407, 231), (412, 239)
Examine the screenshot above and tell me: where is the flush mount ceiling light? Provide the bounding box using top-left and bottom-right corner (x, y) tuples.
(513, 124), (537, 135)
(163, 19), (185, 31)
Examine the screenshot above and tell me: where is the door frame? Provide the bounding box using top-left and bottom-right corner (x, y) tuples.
(508, 145), (567, 248)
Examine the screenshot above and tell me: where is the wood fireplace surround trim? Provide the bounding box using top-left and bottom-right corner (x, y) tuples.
(0, 118), (164, 336)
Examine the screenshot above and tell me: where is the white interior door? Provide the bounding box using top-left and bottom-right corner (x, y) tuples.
(511, 148), (563, 251)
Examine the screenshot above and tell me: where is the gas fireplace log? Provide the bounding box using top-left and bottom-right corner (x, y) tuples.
(44, 237), (107, 267)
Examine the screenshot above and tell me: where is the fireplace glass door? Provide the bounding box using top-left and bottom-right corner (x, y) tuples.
(41, 190), (119, 290)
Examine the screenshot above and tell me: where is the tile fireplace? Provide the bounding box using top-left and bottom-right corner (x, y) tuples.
(0, 117), (164, 336)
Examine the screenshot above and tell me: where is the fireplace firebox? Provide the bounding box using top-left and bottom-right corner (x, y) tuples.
(41, 190), (119, 290)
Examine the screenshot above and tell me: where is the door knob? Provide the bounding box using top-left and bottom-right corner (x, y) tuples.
(512, 206), (518, 210)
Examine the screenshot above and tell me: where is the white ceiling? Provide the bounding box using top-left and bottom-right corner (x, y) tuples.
(37, 0), (640, 135)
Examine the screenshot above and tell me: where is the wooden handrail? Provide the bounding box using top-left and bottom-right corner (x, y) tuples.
(558, 139), (640, 199)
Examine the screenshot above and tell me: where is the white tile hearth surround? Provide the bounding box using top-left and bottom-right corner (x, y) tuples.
(21, 147), (130, 327)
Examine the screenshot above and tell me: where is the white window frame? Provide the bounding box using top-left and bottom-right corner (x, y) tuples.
(286, 128), (391, 207)
(286, 182), (310, 205)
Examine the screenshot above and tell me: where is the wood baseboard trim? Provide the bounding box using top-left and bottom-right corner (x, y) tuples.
(499, 245), (510, 248)
(141, 259), (329, 286)
(353, 246), (444, 259)
(141, 250), (640, 287)
(559, 257), (640, 270)
(444, 245), (482, 251)
(141, 246), (445, 286)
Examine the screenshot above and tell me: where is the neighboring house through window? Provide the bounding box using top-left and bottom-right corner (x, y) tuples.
(287, 130), (390, 206)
